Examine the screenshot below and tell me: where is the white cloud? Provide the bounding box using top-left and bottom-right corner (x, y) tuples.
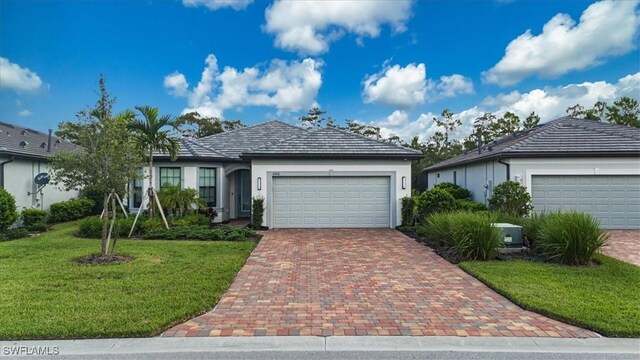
(483, 0), (639, 86)
(164, 54), (323, 118)
(182, 0), (252, 11)
(372, 72), (640, 141)
(18, 109), (32, 117)
(264, 0), (414, 55)
(163, 72), (189, 97)
(362, 62), (473, 108)
(435, 74), (474, 98)
(0, 57), (43, 92)
(363, 63), (427, 108)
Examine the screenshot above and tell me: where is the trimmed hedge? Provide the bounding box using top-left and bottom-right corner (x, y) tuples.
(401, 196), (416, 226)
(415, 188), (456, 218)
(0, 228), (29, 242)
(49, 198), (95, 223)
(144, 225), (256, 241)
(455, 199), (487, 212)
(434, 182), (471, 200)
(251, 196), (265, 229)
(21, 208), (48, 227)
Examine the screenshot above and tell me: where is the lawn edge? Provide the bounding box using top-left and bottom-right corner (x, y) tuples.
(458, 257), (640, 338)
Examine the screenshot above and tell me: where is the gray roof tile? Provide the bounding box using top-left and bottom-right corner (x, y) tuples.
(242, 126), (423, 159)
(427, 117), (640, 171)
(0, 121), (78, 159)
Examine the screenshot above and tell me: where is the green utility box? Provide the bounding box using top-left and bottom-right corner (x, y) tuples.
(492, 223), (524, 247)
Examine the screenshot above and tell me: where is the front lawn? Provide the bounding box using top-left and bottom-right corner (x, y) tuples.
(0, 222), (255, 339)
(460, 255), (640, 337)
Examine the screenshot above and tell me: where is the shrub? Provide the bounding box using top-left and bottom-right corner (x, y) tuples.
(0, 228), (29, 242)
(21, 208), (48, 227)
(488, 181), (533, 217)
(80, 186), (106, 215)
(26, 222), (48, 232)
(171, 213), (211, 227)
(157, 185), (205, 216)
(48, 198), (95, 223)
(418, 211), (503, 261)
(401, 196), (417, 226)
(197, 207), (219, 223)
(414, 188), (456, 218)
(537, 212), (608, 265)
(0, 188), (18, 231)
(251, 196), (265, 229)
(455, 199), (487, 212)
(434, 182), (471, 200)
(77, 216), (103, 238)
(143, 225), (256, 241)
(140, 217), (167, 234)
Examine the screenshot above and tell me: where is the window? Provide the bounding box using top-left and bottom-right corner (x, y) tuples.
(159, 167), (181, 188)
(453, 171), (457, 185)
(133, 168), (143, 208)
(199, 168), (217, 207)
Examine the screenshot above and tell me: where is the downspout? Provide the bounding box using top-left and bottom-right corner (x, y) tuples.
(0, 157), (15, 188)
(497, 158), (510, 181)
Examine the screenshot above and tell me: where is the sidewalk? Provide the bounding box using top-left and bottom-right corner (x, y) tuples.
(1, 336), (638, 357)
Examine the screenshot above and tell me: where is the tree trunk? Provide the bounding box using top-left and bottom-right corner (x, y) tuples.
(101, 193), (109, 256)
(110, 192), (118, 254)
(148, 149), (154, 217)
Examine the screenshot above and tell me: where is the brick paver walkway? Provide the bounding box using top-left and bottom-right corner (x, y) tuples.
(602, 230), (640, 266)
(163, 229), (596, 338)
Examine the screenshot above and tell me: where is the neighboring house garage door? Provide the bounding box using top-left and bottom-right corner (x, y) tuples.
(531, 175), (640, 229)
(272, 176), (390, 228)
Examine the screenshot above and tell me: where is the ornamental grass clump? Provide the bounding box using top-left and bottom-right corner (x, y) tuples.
(418, 211), (503, 261)
(538, 211), (608, 265)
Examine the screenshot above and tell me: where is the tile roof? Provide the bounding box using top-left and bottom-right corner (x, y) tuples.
(196, 120), (308, 160)
(0, 121), (78, 159)
(153, 138), (230, 161)
(241, 126), (423, 159)
(427, 117), (640, 171)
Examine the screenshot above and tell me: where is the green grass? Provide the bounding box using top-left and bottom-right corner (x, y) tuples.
(0, 222), (256, 340)
(460, 255), (640, 337)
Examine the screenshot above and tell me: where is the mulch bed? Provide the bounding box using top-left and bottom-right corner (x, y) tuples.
(76, 254), (133, 265)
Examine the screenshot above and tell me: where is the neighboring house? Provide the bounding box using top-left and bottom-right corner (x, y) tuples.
(134, 120), (422, 228)
(424, 117), (640, 229)
(0, 121), (81, 211)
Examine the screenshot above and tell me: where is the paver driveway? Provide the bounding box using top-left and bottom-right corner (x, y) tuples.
(163, 229), (595, 338)
(602, 230), (640, 266)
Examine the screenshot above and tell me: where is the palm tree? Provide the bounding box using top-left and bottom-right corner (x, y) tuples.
(128, 106), (179, 217)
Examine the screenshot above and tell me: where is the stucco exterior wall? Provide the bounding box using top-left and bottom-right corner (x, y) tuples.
(131, 161), (229, 222)
(250, 159), (413, 228)
(427, 156), (640, 203)
(1, 157), (80, 212)
(427, 160), (508, 205)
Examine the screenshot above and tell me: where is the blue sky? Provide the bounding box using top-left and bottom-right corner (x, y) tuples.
(1, 0), (638, 140)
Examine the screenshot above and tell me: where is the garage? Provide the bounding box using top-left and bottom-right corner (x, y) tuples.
(272, 176), (391, 228)
(531, 175), (640, 229)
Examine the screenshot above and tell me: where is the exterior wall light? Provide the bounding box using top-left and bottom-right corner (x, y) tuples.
(257, 177), (262, 191)
(402, 176), (407, 190)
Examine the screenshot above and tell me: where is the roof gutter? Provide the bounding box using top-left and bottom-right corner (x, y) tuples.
(0, 157), (15, 188)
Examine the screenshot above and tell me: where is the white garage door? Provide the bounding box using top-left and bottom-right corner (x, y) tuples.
(272, 176), (390, 228)
(531, 175), (640, 229)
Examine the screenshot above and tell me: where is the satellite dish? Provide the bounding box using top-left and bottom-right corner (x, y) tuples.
(34, 172), (50, 185)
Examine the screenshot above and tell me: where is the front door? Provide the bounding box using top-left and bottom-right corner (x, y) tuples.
(237, 170), (251, 218)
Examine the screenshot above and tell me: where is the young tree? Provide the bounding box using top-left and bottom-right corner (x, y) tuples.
(128, 106), (180, 217)
(50, 76), (143, 256)
(299, 107), (333, 128)
(175, 112), (245, 138)
(522, 111), (541, 129)
(606, 97), (640, 128)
